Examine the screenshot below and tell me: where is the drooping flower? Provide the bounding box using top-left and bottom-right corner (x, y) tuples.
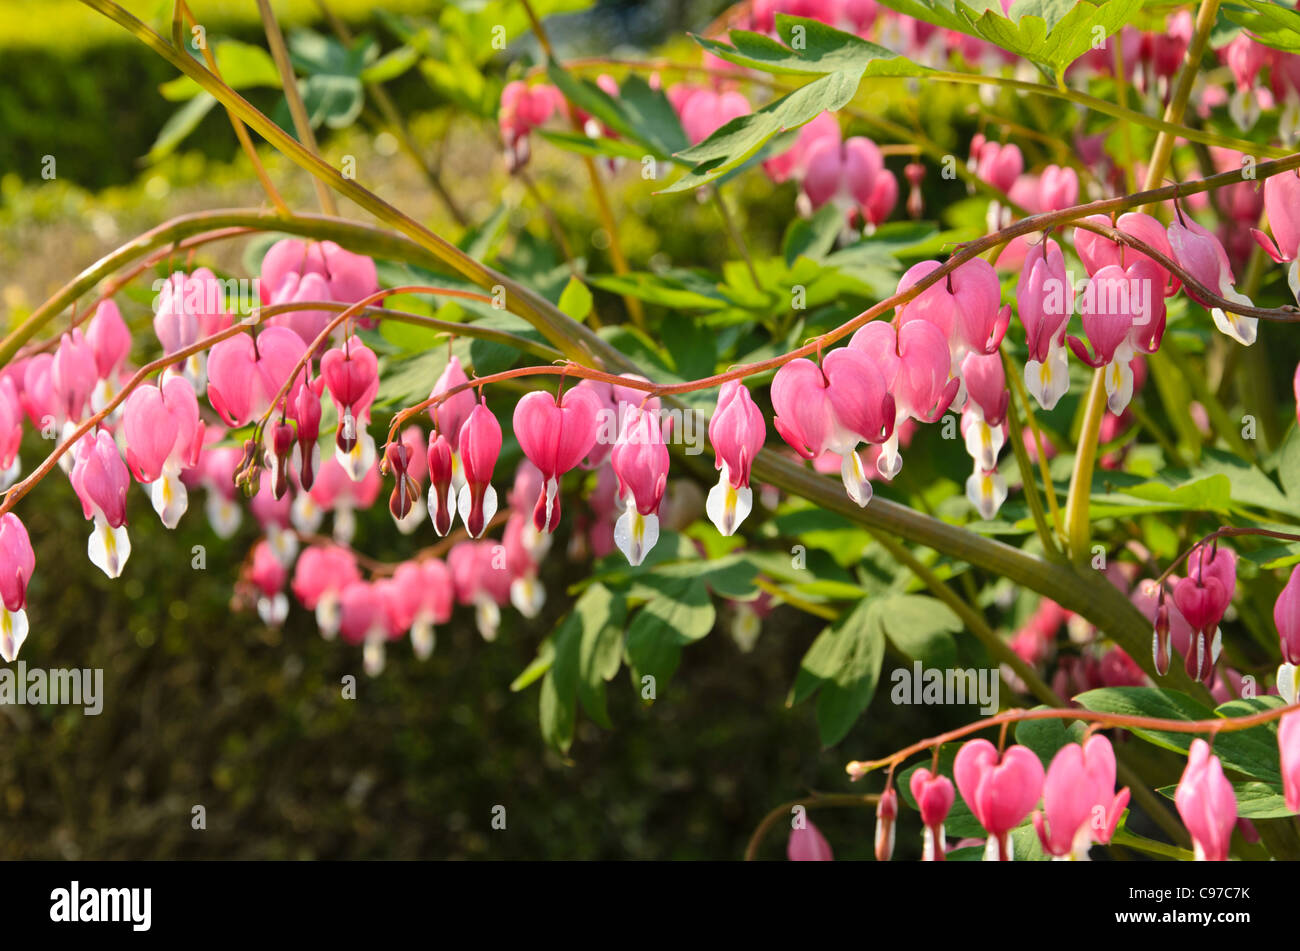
(953, 739), (1045, 861)
(426, 432), (455, 537)
(69, 429), (132, 579)
(456, 402), (502, 539)
(1276, 563), (1300, 665)
(289, 374), (324, 493)
(50, 330), (97, 429)
(770, 349), (895, 505)
(1174, 739), (1236, 861)
(1172, 545), (1235, 684)
(122, 375), (205, 528)
(800, 135), (899, 231)
(705, 381), (766, 535)
(787, 817), (833, 861)
(1168, 216), (1258, 346)
(259, 239), (378, 313)
(247, 539), (288, 627)
(909, 768), (955, 861)
(291, 544), (361, 639)
(85, 300), (132, 412)
(0, 377), (23, 489)
(1016, 238), (1073, 410)
(512, 387), (602, 533)
(321, 340), (379, 481)
(498, 80), (560, 172)
(875, 786), (898, 861)
(1032, 736), (1130, 860)
(1068, 260), (1165, 415)
(610, 405), (670, 566)
(153, 269), (232, 395)
(1253, 170), (1300, 301)
(850, 319), (958, 479)
(206, 327), (306, 427)
(1280, 709), (1300, 814)
(0, 513), (35, 662)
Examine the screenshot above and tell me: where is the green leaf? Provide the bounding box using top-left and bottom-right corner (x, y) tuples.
(587, 271), (732, 311)
(876, 594), (960, 669)
(670, 16), (928, 191)
(300, 74), (365, 129)
(615, 73), (690, 157)
(878, 0), (1140, 75)
(783, 202), (844, 266)
(662, 313), (717, 380)
(360, 45), (419, 83)
(1015, 710), (1089, 767)
(539, 613), (580, 753)
(1089, 473), (1233, 517)
(160, 40), (281, 101)
(790, 599), (887, 747)
(1156, 780), (1295, 819)
(557, 277), (594, 324)
(1076, 687), (1281, 783)
(146, 93), (218, 163)
(574, 583), (626, 728)
(624, 577), (716, 694)
(1226, 0), (1300, 54)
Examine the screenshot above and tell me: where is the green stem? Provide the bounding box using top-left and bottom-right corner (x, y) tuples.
(1064, 371), (1108, 564)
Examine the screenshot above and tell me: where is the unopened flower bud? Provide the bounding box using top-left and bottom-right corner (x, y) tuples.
(1153, 588), (1171, 676)
(875, 786), (898, 861)
(905, 162), (925, 220)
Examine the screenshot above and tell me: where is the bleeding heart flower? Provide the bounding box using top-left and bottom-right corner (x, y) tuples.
(1032, 736), (1130, 860)
(321, 340), (379, 481)
(513, 387), (601, 533)
(1175, 739), (1236, 861)
(954, 739), (1045, 861)
(1168, 216), (1258, 346)
(206, 327), (306, 427)
(122, 375), (204, 529)
(456, 401), (502, 539)
(611, 405), (669, 566)
(69, 429), (132, 579)
(706, 381), (766, 535)
(909, 768), (955, 861)
(0, 513), (34, 663)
